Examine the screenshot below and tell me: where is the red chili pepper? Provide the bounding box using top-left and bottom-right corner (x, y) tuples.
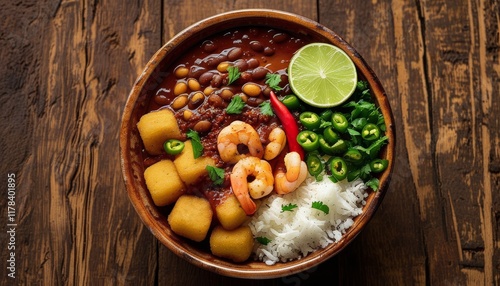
(269, 91), (305, 160)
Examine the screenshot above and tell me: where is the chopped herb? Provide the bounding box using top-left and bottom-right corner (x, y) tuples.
(227, 66), (241, 85)
(365, 177), (380, 191)
(265, 73), (283, 91)
(281, 203), (298, 213)
(206, 166), (225, 185)
(355, 135), (388, 159)
(256, 236), (272, 245)
(186, 129), (203, 158)
(311, 201), (329, 214)
(259, 101), (274, 116)
(319, 120), (332, 129)
(226, 95), (245, 114)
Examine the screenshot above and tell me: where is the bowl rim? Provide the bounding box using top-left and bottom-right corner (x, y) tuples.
(120, 8), (395, 279)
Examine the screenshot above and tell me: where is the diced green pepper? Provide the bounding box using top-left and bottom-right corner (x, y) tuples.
(281, 94), (301, 110)
(329, 157), (348, 182)
(299, 111), (321, 130)
(296, 130), (320, 152)
(361, 123), (381, 141)
(322, 127), (340, 144)
(164, 139), (185, 155)
(343, 148), (364, 164)
(370, 159), (389, 173)
(306, 153), (323, 176)
(332, 112), (348, 133)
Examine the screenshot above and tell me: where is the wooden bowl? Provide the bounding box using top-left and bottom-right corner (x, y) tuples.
(120, 9), (395, 279)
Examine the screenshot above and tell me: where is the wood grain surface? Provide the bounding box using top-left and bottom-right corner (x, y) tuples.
(1, 0), (498, 285)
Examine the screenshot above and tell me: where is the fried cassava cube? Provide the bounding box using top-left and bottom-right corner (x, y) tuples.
(137, 108), (182, 155)
(209, 225), (254, 263)
(144, 159), (185, 206)
(174, 140), (215, 185)
(215, 194), (248, 230)
(168, 195), (213, 242)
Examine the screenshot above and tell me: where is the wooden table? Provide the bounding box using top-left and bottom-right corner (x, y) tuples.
(1, 1), (498, 285)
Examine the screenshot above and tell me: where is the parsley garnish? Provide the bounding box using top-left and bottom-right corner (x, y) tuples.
(281, 203), (298, 213)
(311, 201), (329, 214)
(259, 101), (274, 116)
(206, 166), (225, 185)
(227, 66), (240, 85)
(226, 95), (245, 114)
(186, 129), (203, 158)
(365, 177), (380, 192)
(265, 73), (282, 91)
(256, 236), (271, 245)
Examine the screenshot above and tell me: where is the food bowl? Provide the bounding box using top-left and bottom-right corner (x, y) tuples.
(120, 9), (394, 279)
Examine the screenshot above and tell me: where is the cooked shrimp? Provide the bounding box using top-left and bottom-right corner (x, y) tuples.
(217, 121), (264, 164)
(263, 127), (286, 160)
(230, 157), (274, 215)
(274, 151), (308, 195)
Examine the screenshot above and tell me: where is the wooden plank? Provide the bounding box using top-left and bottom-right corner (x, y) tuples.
(78, 1), (164, 284)
(423, 0), (499, 284)
(0, 0), (163, 285)
(476, 0), (500, 284)
(320, 1), (429, 285)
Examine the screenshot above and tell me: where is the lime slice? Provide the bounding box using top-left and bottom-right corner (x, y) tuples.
(288, 43), (358, 108)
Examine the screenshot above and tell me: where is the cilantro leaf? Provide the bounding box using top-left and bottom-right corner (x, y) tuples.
(227, 66), (240, 85)
(281, 203), (298, 213)
(356, 80), (369, 91)
(366, 136), (388, 159)
(365, 177), (380, 191)
(319, 120), (332, 129)
(256, 236), (271, 245)
(259, 101), (274, 116)
(265, 73), (282, 91)
(186, 129), (203, 158)
(226, 95), (245, 114)
(206, 166), (225, 185)
(311, 201), (329, 214)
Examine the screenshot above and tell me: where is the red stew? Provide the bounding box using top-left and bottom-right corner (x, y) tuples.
(140, 27), (312, 207)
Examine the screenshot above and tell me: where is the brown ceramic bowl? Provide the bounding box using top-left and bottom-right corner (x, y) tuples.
(120, 9), (394, 279)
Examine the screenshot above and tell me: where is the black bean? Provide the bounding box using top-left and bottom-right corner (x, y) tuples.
(273, 33), (288, 43)
(154, 88), (172, 105)
(247, 58), (259, 69)
(189, 66), (207, 78)
(227, 47), (243, 61)
(198, 72), (215, 86)
(233, 59), (248, 72)
(236, 72), (252, 84)
(207, 94), (223, 107)
(193, 120), (212, 133)
(211, 74), (223, 87)
(246, 97), (264, 107)
(251, 67), (269, 80)
(250, 41), (264, 52)
(202, 40), (216, 53)
(153, 92), (171, 106)
(263, 47), (275, 56)
(262, 86), (272, 97)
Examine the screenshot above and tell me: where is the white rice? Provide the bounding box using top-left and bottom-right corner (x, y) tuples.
(248, 176), (368, 265)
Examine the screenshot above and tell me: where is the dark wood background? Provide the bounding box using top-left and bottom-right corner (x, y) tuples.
(1, 0), (499, 285)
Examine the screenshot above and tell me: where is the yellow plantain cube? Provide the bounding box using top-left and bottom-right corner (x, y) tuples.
(209, 225), (254, 263)
(174, 140), (215, 185)
(144, 159), (185, 206)
(168, 195), (213, 242)
(215, 194), (248, 230)
(137, 108), (183, 155)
